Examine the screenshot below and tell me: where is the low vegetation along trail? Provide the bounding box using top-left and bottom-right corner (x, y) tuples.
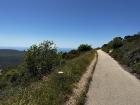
(85, 50), (140, 105)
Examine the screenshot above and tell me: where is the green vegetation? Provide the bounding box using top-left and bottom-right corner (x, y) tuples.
(25, 41), (62, 79)
(0, 41), (62, 89)
(62, 44), (92, 59)
(78, 44), (92, 52)
(102, 33), (140, 78)
(62, 49), (80, 59)
(0, 41), (95, 105)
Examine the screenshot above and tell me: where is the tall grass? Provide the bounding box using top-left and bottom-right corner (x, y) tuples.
(0, 50), (95, 105)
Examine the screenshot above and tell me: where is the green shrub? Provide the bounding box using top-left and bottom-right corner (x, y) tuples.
(112, 37), (123, 49)
(25, 41), (62, 79)
(102, 37), (123, 53)
(62, 44), (92, 60)
(132, 63), (140, 74)
(102, 40), (115, 53)
(62, 49), (80, 59)
(78, 44), (92, 52)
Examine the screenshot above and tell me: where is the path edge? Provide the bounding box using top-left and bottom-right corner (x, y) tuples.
(65, 51), (98, 105)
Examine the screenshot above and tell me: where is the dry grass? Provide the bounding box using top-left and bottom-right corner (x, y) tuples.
(0, 50), (95, 105)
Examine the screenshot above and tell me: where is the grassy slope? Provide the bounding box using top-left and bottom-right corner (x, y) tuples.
(111, 37), (140, 64)
(0, 50), (95, 105)
(102, 34), (140, 78)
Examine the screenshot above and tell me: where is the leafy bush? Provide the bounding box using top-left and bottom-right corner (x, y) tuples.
(78, 44), (92, 52)
(25, 41), (62, 78)
(62, 44), (92, 60)
(112, 37), (123, 49)
(132, 63), (140, 74)
(133, 62), (140, 78)
(102, 42), (113, 53)
(102, 37), (123, 52)
(62, 49), (80, 59)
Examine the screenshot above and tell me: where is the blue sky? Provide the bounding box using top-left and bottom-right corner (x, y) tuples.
(0, 0), (140, 48)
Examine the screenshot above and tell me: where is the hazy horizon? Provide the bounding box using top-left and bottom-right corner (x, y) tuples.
(0, 46), (73, 52)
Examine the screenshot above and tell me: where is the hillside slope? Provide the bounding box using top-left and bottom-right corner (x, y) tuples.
(102, 33), (140, 78)
(0, 49), (25, 69)
(0, 51), (95, 105)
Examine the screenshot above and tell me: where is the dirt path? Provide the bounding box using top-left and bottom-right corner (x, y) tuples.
(85, 50), (140, 105)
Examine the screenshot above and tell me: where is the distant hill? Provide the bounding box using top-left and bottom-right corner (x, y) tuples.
(0, 48), (72, 69)
(0, 49), (25, 69)
(57, 48), (72, 52)
(102, 33), (140, 78)
(0, 47), (28, 51)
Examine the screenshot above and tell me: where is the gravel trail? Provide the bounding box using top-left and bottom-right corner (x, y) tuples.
(85, 50), (140, 105)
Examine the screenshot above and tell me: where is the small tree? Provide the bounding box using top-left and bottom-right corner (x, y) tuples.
(78, 44), (92, 52)
(25, 41), (61, 78)
(112, 37), (123, 49)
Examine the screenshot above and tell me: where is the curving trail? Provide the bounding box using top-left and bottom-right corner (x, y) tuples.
(85, 50), (140, 105)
